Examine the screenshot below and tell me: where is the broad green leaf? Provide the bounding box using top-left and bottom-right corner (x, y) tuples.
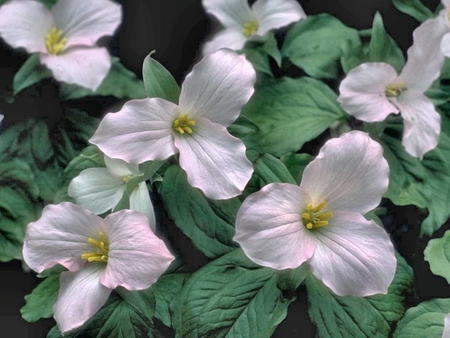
(243, 49), (273, 76)
(172, 250), (296, 338)
(253, 153), (297, 185)
(13, 54), (52, 95)
(280, 153), (314, 185)
(59, 58), (146, 100)
(160, 165), (239, 258)
(281, 14), (359, 78)
(243, 33), (282, 76)
(227, 114), (259, 137)
(393, 298), (450, 338)
(307, 252), (413, 338)
(340, 37), (369, 74)
(116, 287), (156, 321)
(392, 0), (434, 22)
(424, 230), (450, 284)
(241, 76), (346, 157)
(142, 52), (180, 104)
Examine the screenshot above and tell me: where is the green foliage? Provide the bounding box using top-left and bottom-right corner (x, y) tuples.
(280, 153), (314, 185)
(424, 230), (450, 284)
(243, 33), (282, 76)
(37, 0), (58, 8)
(392, 0), (435, 22)
(253, 153), (297, 185)
(13, 54), (52, 95)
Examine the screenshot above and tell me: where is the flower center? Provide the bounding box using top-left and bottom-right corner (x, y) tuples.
(173, 114), (196, 134)
(123, 175), (133, 183)
(385, 82), (407, 97)
(81, 231), (109, 263)
(242, 20), (259, 37)
(301, 201), (333, 230)
(45, 27), (67, 55)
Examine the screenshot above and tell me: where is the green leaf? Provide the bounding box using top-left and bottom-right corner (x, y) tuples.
(116, 287), (156, 321)
(424, 230), (450, 283)
(172, 250), (295, 338)
(160, 165), (240, 258)
(241, 76), (346, 157)
(393, 298), (450, 338)
(281, 14), (359, 78)
(227, 114), (259, 137)
(253, 153), (297, 185)
(243, 49), (273, 76)
(13, 54), (52, 95)
(307, 252), (413, 338)
(392, 0), (434, 22)
(59, 58), (147, 100)
(37, 0), (57, 7)
(21, 273), (60, 322)
(340, 37), (369, 74)
(142, 52), (180, 104)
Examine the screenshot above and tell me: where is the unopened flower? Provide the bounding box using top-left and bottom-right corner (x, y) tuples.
(202, 0), (305, 55)
(22, 202), (174, 334)
(234, 131), (396, 297)
(68, 155), (155, 229)
(0, 0), (122, 90)
(90, 49), (256, 200)
(338, 17), (448, 159)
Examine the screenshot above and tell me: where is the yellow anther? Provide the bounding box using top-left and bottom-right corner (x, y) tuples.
(173, 114), (196, 134)
(82, 231), (109, 263)
(123, 175), (133, 183)
(45, 27), (67, 55)
(243, 20), (259, 37)
(385, 82), (407, 97)
(302, 201), (333, 230)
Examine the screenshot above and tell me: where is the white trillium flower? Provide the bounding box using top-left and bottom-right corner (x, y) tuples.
(22, 202), (175, 334)
(68, 155), (156, 230)
(338, 17), (448, 159)
(202, 0), (306, 55)
(234, 131), (396, 297)
(90, 49), (256, 200)
(0, 0), (122, 90)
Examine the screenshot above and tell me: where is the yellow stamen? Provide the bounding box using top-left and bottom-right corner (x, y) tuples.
(173, 114), (196, 134)
(302, 201), (333, 230)
(243, 20), (259, 37)
(81, 231), (109, 263)
(385, 82), (407, 97)
(123, 175), (133, 183)
(45, 27), (67, 55)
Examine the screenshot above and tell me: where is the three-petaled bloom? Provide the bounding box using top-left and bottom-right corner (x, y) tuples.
(22, 202), (174, 334)
(234, 131), (397, 297)
(90, 49), (256, 200)
(202, 0), (305, 55)
(338, 17), (448, 159)
(68, 155), (156, 230)
(0, 0), (121, 90)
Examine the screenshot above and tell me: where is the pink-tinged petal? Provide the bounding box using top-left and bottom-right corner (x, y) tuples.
(338, 63), (399, 122)
(0, 0), (54, 53)
(129, 182), (156, 232)
(174, 118), (253, 200)
(252, 0), (306, 37)
(90, 98), (178, 164)
(68, 168), (125, 214)
(54, 264), (111, 334)
(202, 0), (254, 28)
(441, 32), (450, 58)
(308, 211), (396, 297)
(397, 90), (441, 159)
(398, 16), (448, 92)
(100, 210), (174, 290)
(40, 47), (110, 91)
(443, 313), (450, 338)
(300, 131), (389, 214)
(52, 0), (122, 49)
(22, 202), (103, 273)
(234, 183), (317, 269)
(104, 155), (140, 179)
(202, 28), (248, 55)
(179, 49), (256, 127)
(443, 0), (450, 8)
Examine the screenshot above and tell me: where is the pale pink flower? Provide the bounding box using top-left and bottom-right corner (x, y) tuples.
(90, 49), (256, 200)
(338, 17), (448, 159)
(234, 131), (396, 297)
(202, 0), (306, 55)
(0, 0), (122, 90)
(22, 202), (174, 334)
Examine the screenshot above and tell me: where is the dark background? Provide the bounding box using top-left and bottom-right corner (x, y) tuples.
(0, 0), (445, 336)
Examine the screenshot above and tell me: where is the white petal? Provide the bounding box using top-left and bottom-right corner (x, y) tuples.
(54, 264), (111, 334)
(398, 16), (448, 92)
(338, 63), (399, 122)
(100, 210), (174, 290)
(234, 183), (317, 269)
(443, 313), (450, 338)
(443, 0), (450, 8)
(441, 32), (450, 58)
(174, 118), (253, 200)
(40, 47), (111, 91)
(308, 211), (396, 297)
(90, 98), (178, 164)
(202, 28), (248, 55)
(300, 131), (389, 214)
(129, 182), (156, 232)
(68, 168), (125, 214)
(0, 0), (54, 53)
(252, 0), (306, 37)
(22, 202), (102, 273)
(52, 0), (122, 49)
(179, 49), (256, 127)
(104, 155), (140, 179)
(397, 90), (441, 159)
(202, 0), (254, 28)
